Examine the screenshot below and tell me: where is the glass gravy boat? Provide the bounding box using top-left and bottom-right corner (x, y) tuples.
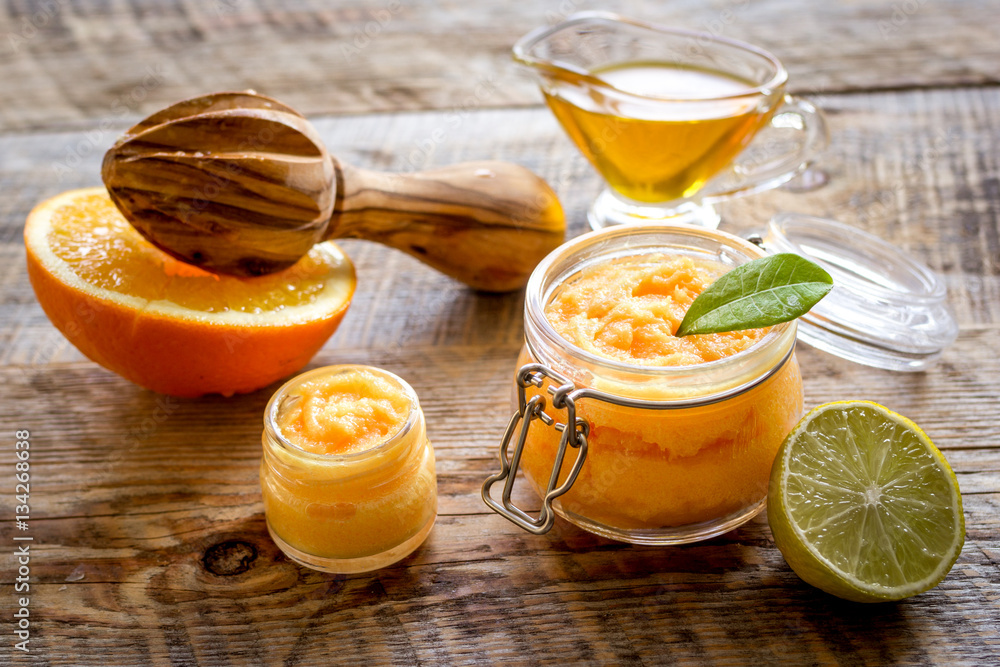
(514, 11), (828, 229)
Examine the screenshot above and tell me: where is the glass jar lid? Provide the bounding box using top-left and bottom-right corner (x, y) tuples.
(749, 213), (958, 372)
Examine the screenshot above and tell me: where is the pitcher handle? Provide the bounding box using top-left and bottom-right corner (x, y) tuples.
(700, 94), (829, 203)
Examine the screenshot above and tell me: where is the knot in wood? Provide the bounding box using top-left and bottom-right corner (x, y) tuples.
(203, 540), (258, 576)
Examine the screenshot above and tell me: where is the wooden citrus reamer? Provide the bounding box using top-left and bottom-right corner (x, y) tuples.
(101, 91), (566, 292)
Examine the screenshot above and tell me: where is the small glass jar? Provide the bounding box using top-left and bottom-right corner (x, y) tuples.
(483, 224), (803, 544)
(261, 365), (437, 573)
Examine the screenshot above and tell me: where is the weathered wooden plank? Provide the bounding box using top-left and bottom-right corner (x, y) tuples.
(1, 508), (998, 665)
(1, 81), (999, 663)
(2, 87), (1000, 341)
(1, 0), (999, 132)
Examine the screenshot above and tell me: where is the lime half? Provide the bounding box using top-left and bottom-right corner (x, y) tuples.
(768, 401), (964, 602)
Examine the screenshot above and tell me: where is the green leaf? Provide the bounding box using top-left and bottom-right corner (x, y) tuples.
(674, 253), (833, 337)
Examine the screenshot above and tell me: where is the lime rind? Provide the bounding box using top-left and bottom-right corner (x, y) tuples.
(769, 401), (965, 602)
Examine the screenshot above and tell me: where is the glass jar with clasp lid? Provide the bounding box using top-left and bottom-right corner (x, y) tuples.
(482, 217), (957, 544)
(483, 224), (803, 544)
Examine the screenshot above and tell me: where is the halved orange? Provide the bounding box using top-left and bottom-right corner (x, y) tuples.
(25, 188), (355, 397)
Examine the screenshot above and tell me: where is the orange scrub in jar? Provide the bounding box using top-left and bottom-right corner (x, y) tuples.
(261, 365), (437, 573)
(516, 225), (803, 544)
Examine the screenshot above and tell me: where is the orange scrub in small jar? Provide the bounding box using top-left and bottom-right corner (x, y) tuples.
(261, 365), (437, 573)
(516, 225), (803, 544)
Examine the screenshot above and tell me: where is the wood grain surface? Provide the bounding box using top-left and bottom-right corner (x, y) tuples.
(1, 0), (999, 132)
(2, 1), (999, 665)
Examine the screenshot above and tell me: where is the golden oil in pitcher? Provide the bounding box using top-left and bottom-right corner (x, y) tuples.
(543, 61), (779, 203)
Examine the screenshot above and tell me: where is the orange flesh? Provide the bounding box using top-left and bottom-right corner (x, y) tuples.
(25, 188), (355, 397)
(47, 191), (333, 313)
(262, 368), (437, 561)
(277, 369), (411, 455)
(521, 253), (803, 529)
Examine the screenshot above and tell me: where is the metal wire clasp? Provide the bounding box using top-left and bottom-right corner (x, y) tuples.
(481, 363), (589, 534)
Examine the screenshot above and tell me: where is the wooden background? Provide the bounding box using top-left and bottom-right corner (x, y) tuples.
(1, 1), (998, 664)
